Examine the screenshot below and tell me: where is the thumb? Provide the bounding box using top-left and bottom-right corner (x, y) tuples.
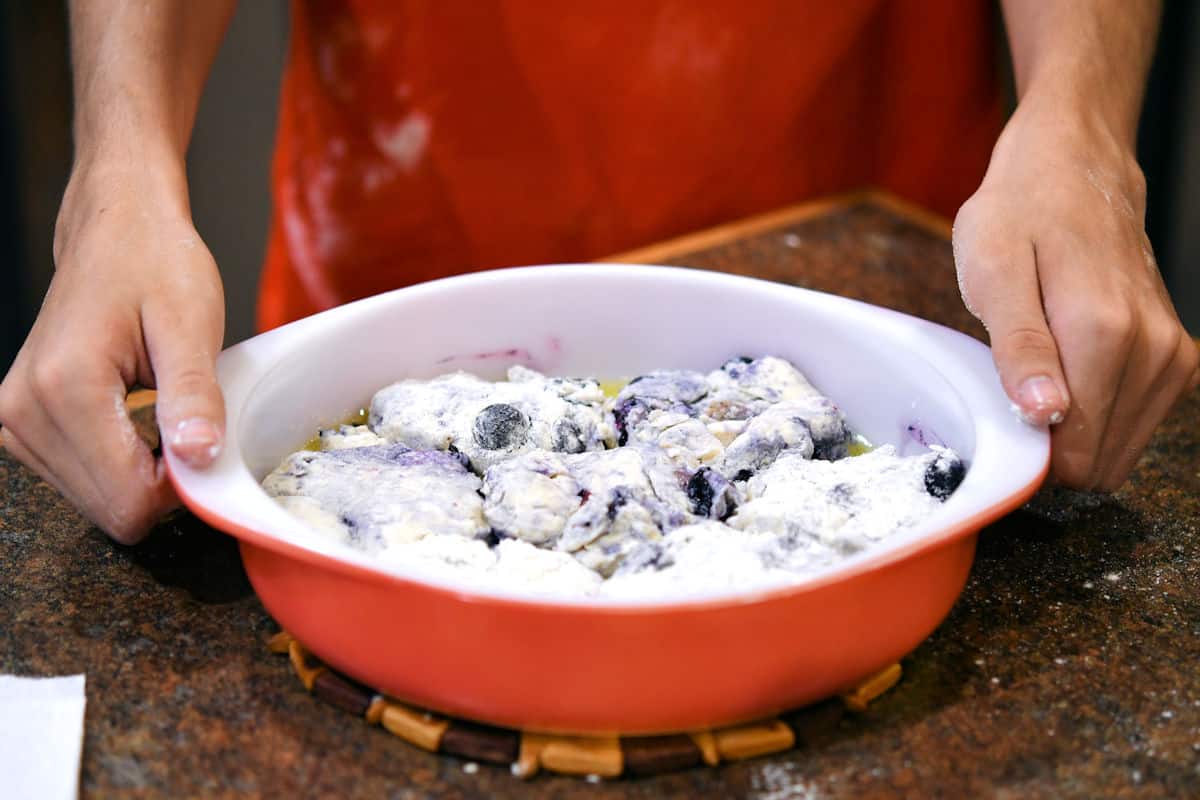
(144, 301), (226, 469)
(954, 228), (1070, 427)
(991, 318), (1071, 426)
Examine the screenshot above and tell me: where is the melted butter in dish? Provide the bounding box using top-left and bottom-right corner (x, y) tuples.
(262, 358), (967, 600)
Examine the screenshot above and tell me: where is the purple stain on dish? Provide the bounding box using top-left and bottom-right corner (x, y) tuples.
(904, 421), (947, 451)
(435, 347), (537, 366)
(537, 335), (568, 371)
(432, 335), (568, 371)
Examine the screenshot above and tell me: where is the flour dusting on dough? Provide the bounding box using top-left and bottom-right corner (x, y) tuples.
(263, 358), (966, 600)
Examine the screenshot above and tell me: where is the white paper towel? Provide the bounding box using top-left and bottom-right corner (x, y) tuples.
(0, 674), (86, 800)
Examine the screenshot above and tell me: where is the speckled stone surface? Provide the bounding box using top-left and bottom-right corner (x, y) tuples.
(2, 195), (1198, 799)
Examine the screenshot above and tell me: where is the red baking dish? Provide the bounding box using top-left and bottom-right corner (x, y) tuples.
(168, 264), (1048, 734)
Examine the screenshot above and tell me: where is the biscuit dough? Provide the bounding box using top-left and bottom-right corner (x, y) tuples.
(369, 366), (614, 472)
(263, 358), (966, 599)
(263, 443), (488, 548)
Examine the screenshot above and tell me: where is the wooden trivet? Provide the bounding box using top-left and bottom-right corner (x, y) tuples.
(268, 631), (902, 779)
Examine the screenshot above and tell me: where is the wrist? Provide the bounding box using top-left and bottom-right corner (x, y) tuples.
(55, 155), (193, 261)
(63, 153), (190, 216)
(1013, 68), (1142, 156)
(990, 92), (1142, 185)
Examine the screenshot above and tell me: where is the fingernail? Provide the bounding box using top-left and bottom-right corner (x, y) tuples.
(1015, 375), (1066, 426)
(169, 418), (222, 465)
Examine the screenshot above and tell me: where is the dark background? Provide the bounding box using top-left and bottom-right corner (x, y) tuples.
(2, 2), (1198, 374)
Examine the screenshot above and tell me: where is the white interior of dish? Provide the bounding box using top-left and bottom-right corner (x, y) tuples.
(167, 264), (1048, 606)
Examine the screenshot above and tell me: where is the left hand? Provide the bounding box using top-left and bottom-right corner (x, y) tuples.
(953, 99), (1199, 491)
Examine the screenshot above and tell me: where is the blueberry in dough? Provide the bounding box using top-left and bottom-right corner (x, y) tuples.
(924, 450), (966, 500)
(552, 418), (586, 453)
(615, 539), (673, 574)
(612, 370), (709, 444)
(720, 355), (755, 372)
(472, 403), (530, 450)
(444, 446), (472, 470)
(686, 467), (737, 519)
(371, 367), (613, 472)
(605, 487), (631, 520)
(686, 468), (718, 517)
(828, 482), (856, 506)
(612, 397), (640, 446)
(811, 421), (851, 461)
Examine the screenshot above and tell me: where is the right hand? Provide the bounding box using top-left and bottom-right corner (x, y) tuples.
(0, 160), (226, 544)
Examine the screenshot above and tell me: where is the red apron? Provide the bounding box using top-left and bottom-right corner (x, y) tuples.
(259, 0), (1002, 331)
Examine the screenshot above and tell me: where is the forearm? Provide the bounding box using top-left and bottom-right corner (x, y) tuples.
(68, 0), (236, 175)
(1000, 0), (1161, 148)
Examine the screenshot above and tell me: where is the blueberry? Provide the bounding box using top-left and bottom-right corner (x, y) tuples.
(687, 467), (736, 519)
(686, 468), (717, 517)
(483, 529), (502, 548)
(612, 398), (641, 446)
(833, 538), (863, 556)
(339, 513), (370, 545)
(721, 355), (755, 371)
(618, 540), (672, 573)
(812, 421), (851, 461)
(924, 453), (966, 500)
(606, 488), (631, 520)
(828, 482), (855, 506)
(552, 419), (586, 453)
(472, 404), (529, 450)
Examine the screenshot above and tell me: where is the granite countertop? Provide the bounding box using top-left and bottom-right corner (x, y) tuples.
(2, 192), (1197, 798)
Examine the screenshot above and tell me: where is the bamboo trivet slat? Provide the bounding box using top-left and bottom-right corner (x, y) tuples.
(267, 631), (901, 780)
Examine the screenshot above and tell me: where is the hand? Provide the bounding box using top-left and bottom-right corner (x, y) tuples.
(954, 100), (1199, 491)
(0, 160), (226, 543)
